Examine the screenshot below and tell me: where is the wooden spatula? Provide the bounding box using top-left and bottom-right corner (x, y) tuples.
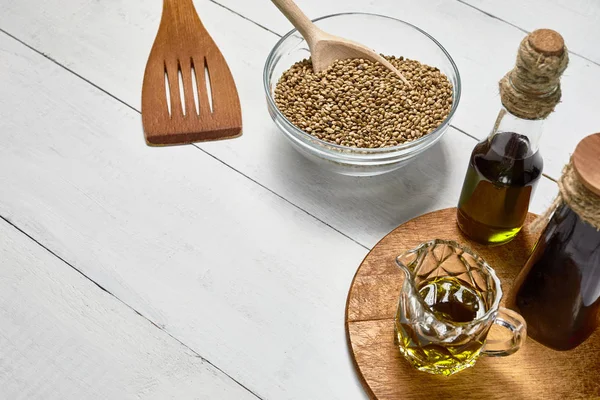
(142, 0), (242, 146)
(271, 0), (409, 86)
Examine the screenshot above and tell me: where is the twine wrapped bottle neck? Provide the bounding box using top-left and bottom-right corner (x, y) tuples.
(499, 30), (569, 120)
(531, 161), (600, 232)
(532, 132), (600, 232)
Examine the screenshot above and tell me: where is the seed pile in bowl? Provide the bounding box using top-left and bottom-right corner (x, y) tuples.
(274, 56), (453, 148)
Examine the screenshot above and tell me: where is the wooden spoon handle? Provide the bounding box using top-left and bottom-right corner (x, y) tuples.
(270, 0), (320, 44)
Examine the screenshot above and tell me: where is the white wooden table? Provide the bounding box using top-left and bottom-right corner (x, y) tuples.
(1, 0), (598, 398)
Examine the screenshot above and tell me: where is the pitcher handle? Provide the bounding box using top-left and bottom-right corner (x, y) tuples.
(481, 307), (527, 357)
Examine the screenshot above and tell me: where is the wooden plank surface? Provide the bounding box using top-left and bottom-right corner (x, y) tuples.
(0, 32), (370, 399)
(0, 0), (558, 249)
(0, 219), (255, 400)
(462, 0), (600, 64)
(2, 0), (598, 398)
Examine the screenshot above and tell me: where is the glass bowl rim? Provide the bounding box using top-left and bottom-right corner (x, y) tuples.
(263, 11), (462, 154)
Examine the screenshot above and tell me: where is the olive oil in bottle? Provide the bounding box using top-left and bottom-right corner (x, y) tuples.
(457, 129), (543, 244)
(456, 29), (568, 245)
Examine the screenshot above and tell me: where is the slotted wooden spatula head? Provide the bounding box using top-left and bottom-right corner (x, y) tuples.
(142, 0), (242, 146)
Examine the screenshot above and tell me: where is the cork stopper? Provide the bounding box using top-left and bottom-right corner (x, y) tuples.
(499, 29), (569, 119)
(573, 133), (600, 197)
(528, 29), (565, 56)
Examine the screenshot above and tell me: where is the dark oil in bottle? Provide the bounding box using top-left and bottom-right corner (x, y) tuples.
(508, 204), (600, 350)
(457, 132), (543, 244)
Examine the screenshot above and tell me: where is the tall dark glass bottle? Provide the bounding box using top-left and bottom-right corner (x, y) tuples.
(508, 133), (600, 350)
(510, 203), (600, 350)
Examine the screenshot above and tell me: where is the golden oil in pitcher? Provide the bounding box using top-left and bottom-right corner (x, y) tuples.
(395, 240), (527, 375)
(395, 276), (487, 374)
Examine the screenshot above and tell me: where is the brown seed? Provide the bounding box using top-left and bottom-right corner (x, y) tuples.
(274, 56), (453, 148)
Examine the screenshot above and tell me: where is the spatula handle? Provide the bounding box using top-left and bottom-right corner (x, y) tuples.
(270, 0), (320, 44)
(162, 0), (205, 29)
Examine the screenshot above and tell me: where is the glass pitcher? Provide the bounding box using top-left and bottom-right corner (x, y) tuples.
(394, 239), (527, 376)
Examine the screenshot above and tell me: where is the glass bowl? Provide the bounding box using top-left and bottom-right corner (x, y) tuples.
(263, 12), (461, 176)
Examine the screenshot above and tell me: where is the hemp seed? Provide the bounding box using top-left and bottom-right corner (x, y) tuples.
(274, 56), (453, 148)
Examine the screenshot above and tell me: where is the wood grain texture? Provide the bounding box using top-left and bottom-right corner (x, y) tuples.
(0, 4), (565, 397)
(463, 0), (600, 65)
(0, 33), (370, 399)
(345, 208), (600, 399)
(0, 220), (254, 400)
(0, 0), (558, 249)
(3, 1), (595, 398)
(142, 0), (242, 145)
(528, 29), (565, 56)
(573, 132), (600, 196)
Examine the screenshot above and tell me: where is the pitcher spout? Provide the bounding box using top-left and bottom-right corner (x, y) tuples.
(395, 255), (413, 279)
(395, 242), (432, 294)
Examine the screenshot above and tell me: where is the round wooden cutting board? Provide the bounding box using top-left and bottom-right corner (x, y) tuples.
(345, 208), (600, 399)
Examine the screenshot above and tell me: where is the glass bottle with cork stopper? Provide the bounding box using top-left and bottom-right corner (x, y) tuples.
(456, 29), (569, 244)
(508, 133), (600, 351)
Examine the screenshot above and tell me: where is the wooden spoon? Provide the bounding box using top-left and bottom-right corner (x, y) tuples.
(271, 0), (410, 86)
(141, 0), (242, 146)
